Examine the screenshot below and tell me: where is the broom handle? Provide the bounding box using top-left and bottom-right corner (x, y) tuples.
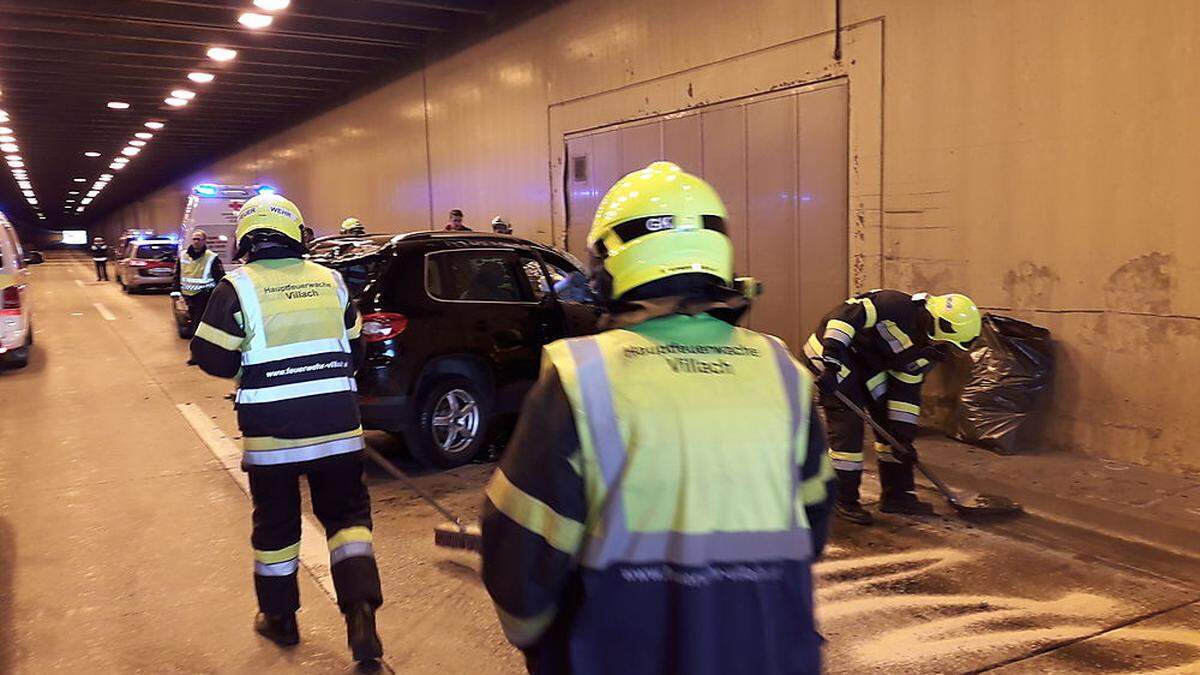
(831, 389), (958, 500)
(364, 447), (465, 526)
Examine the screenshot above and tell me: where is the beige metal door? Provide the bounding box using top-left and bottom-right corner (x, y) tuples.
(565, 80), (849, 351)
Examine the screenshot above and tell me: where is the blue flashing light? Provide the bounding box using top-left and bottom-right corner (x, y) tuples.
(193, 183), (219, 197)
(256, 185), (278, 195)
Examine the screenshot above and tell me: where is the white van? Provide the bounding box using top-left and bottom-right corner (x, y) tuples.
(0, 212), (32, 369)
(179, 184), (273, 269)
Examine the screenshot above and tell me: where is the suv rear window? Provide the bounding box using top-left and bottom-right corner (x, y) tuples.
(135, 244), (177, 261)
(426, 250), (530, 303)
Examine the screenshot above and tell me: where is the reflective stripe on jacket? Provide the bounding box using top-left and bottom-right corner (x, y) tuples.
(222, 258), (363, 467)
(180, 250), (218, 296)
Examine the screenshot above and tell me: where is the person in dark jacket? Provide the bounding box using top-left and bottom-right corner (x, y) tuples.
(190, 193), (384, 665)
(481, 161), (835, 675)
(89, 236), (109, 281)
(444, 208), (470, 231)
(802, 289), (981, 525)
(172, 229), (225, 347)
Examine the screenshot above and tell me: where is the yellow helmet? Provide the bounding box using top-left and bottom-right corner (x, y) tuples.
(925, 293), (982, 349)
(235, 193), (304, 251)
(340, 217), (364, 235)
(588, 161), (732, 299)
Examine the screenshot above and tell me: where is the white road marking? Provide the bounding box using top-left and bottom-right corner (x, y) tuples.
(174, 403), (339, 603)
(92, 302), (116, 321)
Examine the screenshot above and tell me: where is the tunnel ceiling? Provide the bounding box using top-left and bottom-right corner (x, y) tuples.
(0, 0), (553, 233)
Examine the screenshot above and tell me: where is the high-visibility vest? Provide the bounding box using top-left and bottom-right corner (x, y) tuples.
(544, 313), (815, 570)
(179, 250), (219, 296)
(225, 258), (362, 466)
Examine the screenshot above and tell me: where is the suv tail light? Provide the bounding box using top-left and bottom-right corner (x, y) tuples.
(1, 286), (20, 315)
(361, 312), (407, 342)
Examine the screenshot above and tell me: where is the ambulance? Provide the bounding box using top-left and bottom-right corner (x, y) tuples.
(178, 183), (280, 270)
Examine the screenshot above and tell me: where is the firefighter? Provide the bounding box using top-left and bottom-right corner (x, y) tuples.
(190, 193), (384, 663)
(480, 161), (836, 674)
(172, 228), (225, 346)
(802, 289), (981, 525)
(340, 217), (366, 236)
(89, 236), (109, 281)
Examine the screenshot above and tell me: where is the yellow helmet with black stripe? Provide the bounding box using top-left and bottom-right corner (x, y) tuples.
(925, 293), (981, 350)
(587, 161), (732, 299)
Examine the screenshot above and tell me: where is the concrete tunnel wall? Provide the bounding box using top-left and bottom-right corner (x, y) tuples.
(95, 0), (1200, 473)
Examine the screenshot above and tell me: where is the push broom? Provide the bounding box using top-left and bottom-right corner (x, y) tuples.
(364, 448), (483, 551)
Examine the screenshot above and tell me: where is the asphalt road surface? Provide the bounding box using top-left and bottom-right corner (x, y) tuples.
(1, 252), (1197, 674)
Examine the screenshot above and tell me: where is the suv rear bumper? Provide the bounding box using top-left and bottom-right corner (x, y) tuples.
(357, 394), (412, 432)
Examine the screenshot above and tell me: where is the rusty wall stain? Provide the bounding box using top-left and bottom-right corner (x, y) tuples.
(1002, 261), (1060, 308)
(1104, 252), (1175, 315)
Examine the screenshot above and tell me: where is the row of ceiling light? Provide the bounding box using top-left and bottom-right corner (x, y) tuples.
(69, 0), (291, 219)
(0, 106), (46, 221)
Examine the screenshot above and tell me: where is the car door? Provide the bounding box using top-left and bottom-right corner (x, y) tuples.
(423, 247), (557, 413)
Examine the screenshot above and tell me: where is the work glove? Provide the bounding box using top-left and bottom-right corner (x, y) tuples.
(815, 358), (844, 395)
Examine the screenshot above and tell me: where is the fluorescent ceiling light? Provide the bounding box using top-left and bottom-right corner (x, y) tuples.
(81, 198), (93, 205)
(110, 163), (125, 170)
(7, 160), (23, 168)
(254, 0), (290, 9)
(188, 72), (215, 84)
(207, 47), (238, 62)
(68, 191), (80, 195)
(0, 128), (10, 135)
(4, 155), (19, 161)
(87, 190), (99, 197)
(99, 174), (113, 180)
(135, 132), (153, 140)
(107, 101), (130, 110)
(129, 140), (147, 147)
(0, 143), (16, 152)
(113, 157), (130, 164)
(121, 147), (141, 156)
(73, 178), (87, 182)
(145, 121), (165, 130)
(164, 97), (188, 107)
(17, 180), (30, 189)
(22, 190), (34, 197)
(238, 12), (273, 29)
(26, 198), (37, 205)
(84, 151), (101, 157)
(171, 89), (196, 100)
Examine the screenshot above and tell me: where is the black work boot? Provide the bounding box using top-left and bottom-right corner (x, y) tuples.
(345, 603), (383, 663)
(254, 612), (300, 647)
(878, 461), (935, 515)
(834, 469), (873, 525)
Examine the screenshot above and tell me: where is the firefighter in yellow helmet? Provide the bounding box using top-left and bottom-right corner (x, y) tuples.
(801, 290), (981, 525)
(190, 193), (384, 664)
(340, 217), (366, 236)
(480, 161), (835, 674)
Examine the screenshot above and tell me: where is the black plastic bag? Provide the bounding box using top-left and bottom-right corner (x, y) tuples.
(951, 314), (1054, 453)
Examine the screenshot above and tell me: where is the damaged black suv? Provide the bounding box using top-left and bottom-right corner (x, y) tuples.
(313, 231), (599, 468)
